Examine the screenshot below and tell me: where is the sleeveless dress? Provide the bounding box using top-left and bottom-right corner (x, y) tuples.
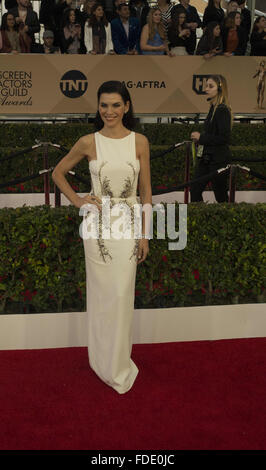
(82, 131), (141, 394)
(142, 31), (165, 55)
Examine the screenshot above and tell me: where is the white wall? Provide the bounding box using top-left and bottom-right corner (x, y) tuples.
(0, 304), (265, 350)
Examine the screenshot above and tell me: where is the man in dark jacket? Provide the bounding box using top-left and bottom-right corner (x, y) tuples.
(129, 0), (149, 29)
(8, 0), (40, 47)
(171, 0), (202, 55)
(111, 3), (141, 54)
(237, 0), (251, 43)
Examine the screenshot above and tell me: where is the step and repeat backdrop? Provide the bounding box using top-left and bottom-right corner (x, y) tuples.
(0, 55), (265, 114)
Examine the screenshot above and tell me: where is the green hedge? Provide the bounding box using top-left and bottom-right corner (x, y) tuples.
(0, 123), (265, 194)
(0, 203), (265, 314)
(1, 144), (265, 193)
(0, 122), (265, 147)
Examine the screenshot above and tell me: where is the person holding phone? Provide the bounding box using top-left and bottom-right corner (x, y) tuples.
(196, 21), (223, 58)
(60, 7), (83, 53)
(167, 9), (193, 55)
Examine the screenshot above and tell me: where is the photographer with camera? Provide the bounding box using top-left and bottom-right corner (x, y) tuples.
(190, 75), (233, 203)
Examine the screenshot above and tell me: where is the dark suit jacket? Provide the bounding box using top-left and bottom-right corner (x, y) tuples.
(129, 4), (150, 29)
(5, 0), (16, 9)
(8, 7), (40, 44)
(111, 17), (140, 54)
(250, 30), (266, 56)
(240, 7), (251, 41)
(202, 6), (225, 28)
(198, 104), (231, 164)
(171, 4), (202, 27)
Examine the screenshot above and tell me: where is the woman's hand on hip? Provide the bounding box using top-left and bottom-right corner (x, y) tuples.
(77, 194), (102, 211)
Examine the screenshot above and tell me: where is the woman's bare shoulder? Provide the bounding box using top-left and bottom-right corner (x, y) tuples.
(80, 132), (95, 143)
(135, 132), (149, 147)
(77, 132), (95, 148)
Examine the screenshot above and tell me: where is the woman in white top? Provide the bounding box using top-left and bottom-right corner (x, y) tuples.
(52, 80), (152, 394)
(84, 2), (114, 54)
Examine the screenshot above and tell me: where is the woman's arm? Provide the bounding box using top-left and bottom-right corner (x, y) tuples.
(60, 26), (75, 53)
(234, 27), (247, 55)
(105, 23), (115, 54)
(198, 106), (231, 146)
(136, 133), (152, 264)
(52, 134), (101, 210)
(84, 22), (93, 53)
(140, 24), (165, 52)
(196, 35), (209, 55)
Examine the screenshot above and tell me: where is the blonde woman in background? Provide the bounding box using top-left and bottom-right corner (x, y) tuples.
(190, 75), (233, 203)
(140, 7), (169, 55)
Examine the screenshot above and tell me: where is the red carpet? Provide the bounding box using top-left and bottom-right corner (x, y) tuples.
(1, 338), (266, 450)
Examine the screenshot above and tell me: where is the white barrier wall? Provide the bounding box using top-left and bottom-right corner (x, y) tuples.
(0, 304), (265, 350)
(1, 191), (266, 208)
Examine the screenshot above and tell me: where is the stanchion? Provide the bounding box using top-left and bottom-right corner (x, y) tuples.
(54, 184), (61, 207)
(1, 141), (265, 206)
(184, 142), (191, 204)
(229, 165), (237, 203)
(43, 143), (50, 206)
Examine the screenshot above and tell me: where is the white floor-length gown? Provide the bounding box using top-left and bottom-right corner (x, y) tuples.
(82, 131), (141, 394)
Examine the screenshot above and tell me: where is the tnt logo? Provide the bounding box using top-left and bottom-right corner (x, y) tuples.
(192, 75), (212, 95)
(60, 70), (88, 98)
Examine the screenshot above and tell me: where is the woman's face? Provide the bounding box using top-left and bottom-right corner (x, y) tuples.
(178, 13), (186, 25)
(205, 79), (218, 100)
(94, 5), (104, 18)
(228, 2), (238, 13)
(213, 25), (220, 36)
(98, 93), (129, 128)
(6, 14), (15, 29)
(152, 10), (162, 24)
(258, 17), (266, 30)
(69, 10), (76, 23)
(87, 0), (96, 10)
(235, 13), (241, 26)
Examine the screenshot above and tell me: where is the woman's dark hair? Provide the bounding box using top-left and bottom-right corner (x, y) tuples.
(62, 8), (76, 28)
(204, 21), (221, 48)
(225, 10), (241, 28)
(1, 12), (18, 31)
(89, 3), (108, 27)
(129, 0), (149, 7)
(169, 10), (188, 33)
(252, 16), (264, 33)
(94, 81), (136, 131)
(207, 0), (221, 7)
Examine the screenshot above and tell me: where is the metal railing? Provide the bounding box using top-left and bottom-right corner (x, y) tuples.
(0, 139), (265, 205)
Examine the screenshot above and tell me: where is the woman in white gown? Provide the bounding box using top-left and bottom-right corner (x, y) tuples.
(52, 81), (152, 394)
